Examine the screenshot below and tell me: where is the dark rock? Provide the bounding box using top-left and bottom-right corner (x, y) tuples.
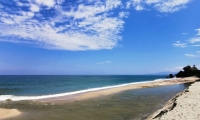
(166, 74), (174, 78)
(191, 65), (198, 70)
(175, 65), (200, 78)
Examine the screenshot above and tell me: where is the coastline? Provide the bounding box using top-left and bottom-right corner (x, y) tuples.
(0, 76), (199, 119)
(39, 76), (199, 103)
(147, 77), (200, 120)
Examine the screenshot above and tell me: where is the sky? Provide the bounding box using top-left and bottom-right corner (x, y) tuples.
(0, 0), (200, 75)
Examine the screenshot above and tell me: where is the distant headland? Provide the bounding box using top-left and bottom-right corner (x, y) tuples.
(167, 65), (200, 78)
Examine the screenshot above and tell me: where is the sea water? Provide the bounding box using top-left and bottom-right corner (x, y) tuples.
(0, 75), (169, 101)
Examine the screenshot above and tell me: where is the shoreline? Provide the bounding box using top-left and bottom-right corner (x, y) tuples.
(147, 78), (200, 120)
(0, 76), (199, 119)
(39, 76), (200, 103)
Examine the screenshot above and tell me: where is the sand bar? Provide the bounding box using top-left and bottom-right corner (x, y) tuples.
(39, 76), (200, 103)
(147, 79), (200, 120)
(0, 108), (21, 120)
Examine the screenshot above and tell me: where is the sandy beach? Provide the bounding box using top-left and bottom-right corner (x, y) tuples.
(147, 79), (200, 120)
(0, 108), (21, 120)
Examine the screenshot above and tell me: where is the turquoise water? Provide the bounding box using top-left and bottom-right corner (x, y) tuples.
(0, 75), (166, 96)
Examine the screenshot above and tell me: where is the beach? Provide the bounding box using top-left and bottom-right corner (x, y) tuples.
(0, 108), (20, 119)
(39, 76), (199, 102)
(147, 78), (200, 120)
(0, 76), (199, 120)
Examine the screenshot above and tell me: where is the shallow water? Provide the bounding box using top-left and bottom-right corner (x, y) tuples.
(0, 83), (190, 120)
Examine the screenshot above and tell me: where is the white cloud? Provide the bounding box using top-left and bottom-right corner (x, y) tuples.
(133, 0), (142, 4)
(126, 0), (192, 13)
(146, 0), (160, 4)
(35, 0), (55, 7)
(135, 5), (144, 11)
(187, 28), (200, 45)
(155, 0), (190, 13)
(164, 66), (183, 72)
(172, 41), (187, 48)
(189, 37), (200, 43)
(97, 60), (113, 64)
(119, 11), (129, 18)
(0, 0), (194, 51)
(0, 0), (124, 51)
(185, 51), (200, 58)
(30, 4), (40, 12)
(27, 12), (35, 17)
(193, 45), (200, 47)
(125, 0), (144, 11)
(126, 1), (132, 9)
(196, 28), (200, 36)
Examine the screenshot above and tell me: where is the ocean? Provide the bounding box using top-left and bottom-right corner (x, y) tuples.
(0, 75), (190, 120)
(0, 75), (169, 101)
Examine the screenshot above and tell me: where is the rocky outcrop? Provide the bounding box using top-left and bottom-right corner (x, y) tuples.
(191, 65), (198, 70)
(165, 74), (174, 78)
(167, 65), (200, 78)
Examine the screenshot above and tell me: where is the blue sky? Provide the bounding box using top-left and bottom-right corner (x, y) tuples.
(0, 0), (200, 75)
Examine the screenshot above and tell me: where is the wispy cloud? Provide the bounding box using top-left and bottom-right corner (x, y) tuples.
(135, 4), (144, 11)
(0, 0), (124, 51)
(185, 51), (200, 58)
(193, 45), (200, 47)
(173, 28), (200, 58)
(0, 0), (193, 51)
(164, 66), (183, 72)
(35, 0), (56, 7)
(189, 37), (200, 43)
(125, 0), (144, 11)
(119, 11), (129, 18)
(97, 60), (113, 64)
(196, 28), (200, 36)
(172, 41), (187, 48)
(188, 28), (200, 45)
(126, 0), (191, 12)
(154, 0), (190, 13)
(173, 28), (200, 48)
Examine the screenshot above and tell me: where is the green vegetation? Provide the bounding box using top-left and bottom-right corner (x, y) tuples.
(175, 65), (200, 78)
